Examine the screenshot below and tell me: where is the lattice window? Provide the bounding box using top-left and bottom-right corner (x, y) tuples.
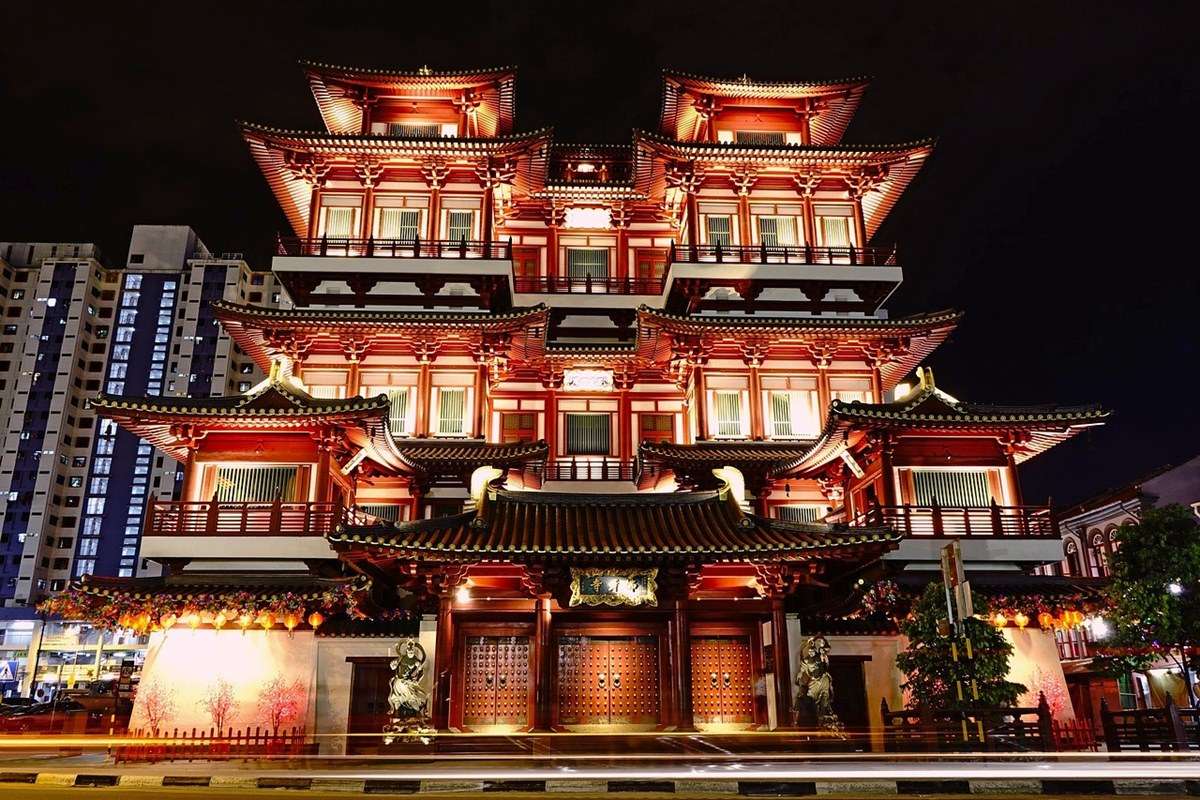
(713, 391), (744, 437)
(911, 470), (992, 507)
(436, 388), (467, 436)
(775, 505), (824, 524)
(360, 504), (403, 523)
(704, 215), (733, 247)
(387, 122), (443, 138)
(385, 389), (410, 436)
(213, 466), (298, 502)
(564, 413), (610, 455)
(757, 216), (799, 246)
(322, 207), (356, 237)
(818, 216), (853, 247)
(377, 208), (420, 241)
(734, 130), (787, 145)
(447, 210), (475, 242)
(565, 248), (609, 278)
(501, 412), (537, 444)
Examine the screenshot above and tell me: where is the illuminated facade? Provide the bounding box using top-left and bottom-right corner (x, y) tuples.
(54, 65), (1110, 747)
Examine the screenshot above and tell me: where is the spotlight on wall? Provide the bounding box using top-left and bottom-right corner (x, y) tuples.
(456, 583), (472, 604)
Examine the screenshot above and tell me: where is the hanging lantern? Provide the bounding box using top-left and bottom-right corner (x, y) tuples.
(160, 613), (177, 632)
(992, 612), (1008, 628)
(1014, 611), (1029, 629)
(213, 611), (228, 631)
(307, 610), (325, 631)
(237, 613), (253, 634)
(283, 613), (300, 637)
(257, 611), (275, 631)
(1072, 610), (1085, 627)
(118, 614), (133, 630)
(1037, 611), (1053, 629)
(183, 610), (201, 630)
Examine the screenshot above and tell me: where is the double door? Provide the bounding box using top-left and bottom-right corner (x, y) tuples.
(690, 636), (754, 726)
(558, 635), (659, 727)
(462, 636), (530, 728)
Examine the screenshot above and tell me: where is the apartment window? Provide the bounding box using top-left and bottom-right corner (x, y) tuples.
(322, 206), (357, 238)
(564, 413), (610, 455)
(911, 469), (992, 507)
(10, 290), (23, 300)
(446, 210), (475, 242)
(713, 391), (744, 438)
(213, 466), (299, 502)
(501, 412), (537, 444)
(435, 387), (467, 436)
(734, 130), (787, 145)
(639, 413), (674, 444)
(387, 121), (443, 138)
(757, 216), (799, 247)
(704, 215), (733, 247)
(565, 248), (609, 279)
(376, 208), (421, 241)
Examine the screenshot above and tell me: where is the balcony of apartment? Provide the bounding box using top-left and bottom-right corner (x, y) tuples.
(663, 242), (902, 314)
(138, 499), (378, 563)
(273, 234), (514, 310)
(841, 501), (1065, 568)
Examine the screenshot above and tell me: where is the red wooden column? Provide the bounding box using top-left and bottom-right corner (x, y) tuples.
(748, 366), (764, 440)
(685, 192), (701, 247)
(618, 389), (633, 464)
(770, 596), (793, 729)
(671, 594), (696, 731)
(532, 593), (554, 730)
(851, 196), (868, 253)
(415, 362), (432, 437)
(692, 367), (709, 440)
(432, 592), (455, 731)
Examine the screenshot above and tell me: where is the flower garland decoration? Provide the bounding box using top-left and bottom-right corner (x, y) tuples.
(857, 579), (905, 621)
(36, 579), (390, 634)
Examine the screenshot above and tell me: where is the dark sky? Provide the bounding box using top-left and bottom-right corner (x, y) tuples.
(1, 2), (1197, 506)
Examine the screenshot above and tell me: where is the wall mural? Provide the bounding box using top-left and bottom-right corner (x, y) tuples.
(129, 630), (316, 735)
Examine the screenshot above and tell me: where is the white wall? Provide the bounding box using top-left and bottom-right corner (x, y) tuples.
(313, 617), (436, 755)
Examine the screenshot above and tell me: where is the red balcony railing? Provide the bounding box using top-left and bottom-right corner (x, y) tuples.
(145, 500), (376, 537)
(538, 459), (636, 481)
(276, 235), (511, 259)
(513, 276), (665, 295)
(847, 503), (1057, 537)
(669, 242), (897, 266)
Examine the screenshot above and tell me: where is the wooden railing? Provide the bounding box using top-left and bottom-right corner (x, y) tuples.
(513, 276), (665, 295)
(1100, 697), (1200, 751)
(669, 242), (897, 267)
(116, 726), (313, 763)
(848, 503), (1057, 537)
(276, 235), (511, 260)
(539, 459), (636, 481)
(145, 500), (373, 537)
(881, 694), (1055, 752)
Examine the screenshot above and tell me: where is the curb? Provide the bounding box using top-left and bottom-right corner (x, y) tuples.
(0, 773), (1197, 795)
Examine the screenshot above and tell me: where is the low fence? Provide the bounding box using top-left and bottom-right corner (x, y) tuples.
(115, 726), (313, 763)
(881, 694), (1055, 752)
(1100, 697), (1200, 751)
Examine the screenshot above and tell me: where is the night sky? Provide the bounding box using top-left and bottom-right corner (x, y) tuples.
(1, 2), (1196, 506)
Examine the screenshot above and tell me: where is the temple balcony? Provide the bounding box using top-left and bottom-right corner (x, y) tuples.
(663, 242), (902, 315)
(139, 500), (379, 564)
(842, 502), (1064, 569)
(525, 458), (638, 493)
(273, 235), (514, 309)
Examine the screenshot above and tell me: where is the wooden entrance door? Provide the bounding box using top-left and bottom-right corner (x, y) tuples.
(346, 659), (392, 754)
(828, 656), (870, 749)
(557, 636), (659, 726)
(462, 636), (530, 728)
(690, 636), (754, 726)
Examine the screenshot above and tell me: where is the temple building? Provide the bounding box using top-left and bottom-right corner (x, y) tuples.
(50, 64), (1109, 749)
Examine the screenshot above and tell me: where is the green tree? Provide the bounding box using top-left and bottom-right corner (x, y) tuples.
(1095, 504), (1200, 707)
(896, 581), (1025, 711)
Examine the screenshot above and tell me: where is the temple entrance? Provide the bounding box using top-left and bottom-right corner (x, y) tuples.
(462, 636), (531, 730)
(690, 636), (754, 729)
(557, 635), (659, 729)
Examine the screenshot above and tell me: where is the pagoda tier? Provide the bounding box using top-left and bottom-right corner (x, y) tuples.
(302, 61), (517, 137)
(241, 122), (551, 240)
(215, 301), (959, 393)
(659, 70), (872, 146)
(633, 132), (934, 242)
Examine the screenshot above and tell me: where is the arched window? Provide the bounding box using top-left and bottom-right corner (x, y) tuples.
(1064, 538), (1082, 577)
(1089, 530), (1110, 577)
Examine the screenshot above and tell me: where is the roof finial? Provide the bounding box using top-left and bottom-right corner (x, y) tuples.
(916, 365), (936, 392)
(418, 64), (433, 76)
(738, 73), (751, 84)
